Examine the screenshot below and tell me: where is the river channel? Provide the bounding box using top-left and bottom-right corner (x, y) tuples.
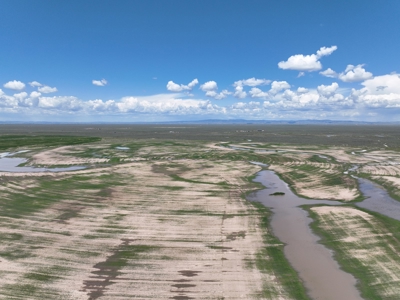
(356, 177), (400, 221)
(247, 170), (363, 300)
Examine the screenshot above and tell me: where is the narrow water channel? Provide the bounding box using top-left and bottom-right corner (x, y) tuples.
(356, 177), (400, 221)
(247, 170), (363, 300)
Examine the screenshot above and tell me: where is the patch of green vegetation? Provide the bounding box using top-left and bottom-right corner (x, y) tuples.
(60, 248), (100, 258)
(104, 213), (127, 221)
(95, 228), (126, 234)
(152, 163), (192, 175)
(159, 255), (174, 260)
(269, 192), (285, 196)
(170, 210), (248, 218)
(104, 244), (158, 269)
(323, 175), (346, 186)
(308, 154), (329, 163)
(176, 150), (271, 167)
(293, 164), (319, 172)
(24, 272), (58, 282)
(0, 173), (124, 219)
(171, 209), (212, 215)
(0, 135), (101, 151)
(207, 245), (232, 250)
(169, 174), (216, 185)
(0, 232), (23, 241)
(82, 234), (103, 239)
(3, 283), (38, 297)
(286, 170), (308, 180)
(157, 185), (185, 191)
(0, 248), (33, 260)
(244, 257), (255, 270)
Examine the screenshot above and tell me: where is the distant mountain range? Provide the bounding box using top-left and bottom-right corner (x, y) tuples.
(0, 119), (399, 125)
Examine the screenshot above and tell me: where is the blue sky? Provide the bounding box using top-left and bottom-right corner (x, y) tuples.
(1, 0), (400, 122)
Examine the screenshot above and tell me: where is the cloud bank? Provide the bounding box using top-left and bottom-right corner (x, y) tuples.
(1, 46), (399, 122)
(1, 73), (399, 121)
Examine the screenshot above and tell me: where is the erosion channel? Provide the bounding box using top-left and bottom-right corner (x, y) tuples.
(247, 170), (363, 300)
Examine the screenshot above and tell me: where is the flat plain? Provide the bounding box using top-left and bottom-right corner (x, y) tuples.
(1, 124), (400, 300)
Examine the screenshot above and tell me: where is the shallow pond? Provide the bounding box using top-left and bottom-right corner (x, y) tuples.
(0, 152), (85, 173)
(247, 170), (363, 300)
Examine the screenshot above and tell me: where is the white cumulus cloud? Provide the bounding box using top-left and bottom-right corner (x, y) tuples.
(338, 64), (373, 82)
(4, 80), (26, 90)
(316, 46), (338, 57)
(13, 92), (28, 100)
(30, 91), (41, 98)
(233, 85), (247, 99)
(320, 68), (338, 78)
(278, 46), (337, 72)
(233, 78), (270, 87)
(205, 90), (231, 100)
(200, 81), (231, 99)
(92, 79), (108, 87)
(361, 74), (400, 95)
(38, 86), (58, 93)
(166, 79), (198, 92)
(249, 87), (269, 98)
(269, 81), (291, 94)
(317, 82), (339, 97)
(29, 81), (42, 87)
(200, 81), (218, 91)
(297, 87), (309, 93)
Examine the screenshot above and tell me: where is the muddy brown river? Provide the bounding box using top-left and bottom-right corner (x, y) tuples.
(247, 170), (363, 300)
